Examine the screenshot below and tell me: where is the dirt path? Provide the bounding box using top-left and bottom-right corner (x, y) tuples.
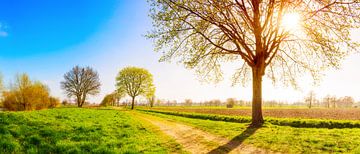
(132, 111), (277, 154)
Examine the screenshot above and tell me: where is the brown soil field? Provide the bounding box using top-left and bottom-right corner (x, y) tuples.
(151, 108), (360, 120)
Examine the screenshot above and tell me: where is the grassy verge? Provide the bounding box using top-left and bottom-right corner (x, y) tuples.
(138, 109), (360, 128)
(141, 111), (360, 153)
(0, 108), (184, 153)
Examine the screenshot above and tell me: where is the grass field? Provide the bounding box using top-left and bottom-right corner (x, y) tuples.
(140, 109), (360, 153)
(2, 107), (360, 153)
(0, 108), (184, 153)
(149, 107), (360, 120)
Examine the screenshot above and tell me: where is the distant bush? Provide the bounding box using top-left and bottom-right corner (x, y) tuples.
(2, 74), (59, 111)
(138, 109), (360, 129)
(226, 98), (236, 108)
(49, 97), (60, 108)
(61, 100), (68, 106)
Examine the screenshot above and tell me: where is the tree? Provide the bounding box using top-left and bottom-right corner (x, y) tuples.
(62, 100), (69, 106)
(145, 86), (156, 107)
(3, 73), (56, 111)
(61, 66), (101, 107)
(305, 90), (316, 108)
(116, 67), (155, 110)
(184, 99), (193, 106)
(226, 98), (236, 108)
(323, 95), (332, 108)
(100, 91), (124, 107)
(147, 0), (360, 126)
(338, 96), (354, 108)
(49, 97), (60, 108)
(100, 93), (116, 107)
(0, 73), (4, 105)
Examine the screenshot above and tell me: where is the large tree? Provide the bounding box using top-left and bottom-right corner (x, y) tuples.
(147, 0), (360, 126)
(61, 66), (101, 107)
(116, 67), (155, 110)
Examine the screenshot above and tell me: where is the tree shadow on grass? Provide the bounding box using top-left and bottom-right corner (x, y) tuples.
(208, 126), (259, 154)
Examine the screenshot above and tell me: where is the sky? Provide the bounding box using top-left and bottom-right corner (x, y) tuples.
(0, 0), (359, 103)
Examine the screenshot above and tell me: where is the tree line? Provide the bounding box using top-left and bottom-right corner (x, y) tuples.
(0, 66), (155, 111)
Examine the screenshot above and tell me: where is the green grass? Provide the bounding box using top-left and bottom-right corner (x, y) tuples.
(0, 108), (184, 154)
(140, 111), (360, 153)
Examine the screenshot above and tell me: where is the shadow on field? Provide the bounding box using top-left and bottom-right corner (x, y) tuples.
(208, 126), (259, 154)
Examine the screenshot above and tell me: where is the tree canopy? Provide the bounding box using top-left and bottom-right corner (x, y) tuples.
(61, 66), (101, 107)
(116, 67), (155, 109)
(147, 0), (360, 126)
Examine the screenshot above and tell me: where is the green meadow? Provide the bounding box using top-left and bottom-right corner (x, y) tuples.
(0, 108), (184, 153)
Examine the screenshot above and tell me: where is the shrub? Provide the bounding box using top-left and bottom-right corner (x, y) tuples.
(226, 98), (236, 108)
(2, 73), (58, 111)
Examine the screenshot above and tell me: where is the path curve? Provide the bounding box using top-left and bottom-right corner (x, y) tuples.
(132, 111), (278, 154)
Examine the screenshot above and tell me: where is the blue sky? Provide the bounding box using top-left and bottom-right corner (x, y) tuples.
(0, 0), (360, 103)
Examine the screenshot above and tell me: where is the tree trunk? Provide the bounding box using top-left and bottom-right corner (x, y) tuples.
(251, 67), (264, 127)
(131, 96), (135, 110)
(77, 95), (82, 107)
(80, 94), (86, 107)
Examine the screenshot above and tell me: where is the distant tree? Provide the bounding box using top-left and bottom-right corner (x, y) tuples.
(147, 0), (360, 126)
(3, 73), (56, 111)
(61, 66), (101, 107)
(338, 96), (354, 108)
(145, 86), (156, 107)
(0, 73), (4, 105)
(100, 91), (125, 107)
(62, 100), (69, 106)
(156, 99), (162, 106)
(49, 97), (60, 108)
(184, 99), (193, 106)
(0, 73), (3, 93)
(305, 91), (316, 109)
(100, 94), (115, 107)
(323, 95), (332, 108)
(331, 96), (338, 108)
(116, 67), (155, 110)
(226, 98), (236, 108)
(213, 99), (221, 106)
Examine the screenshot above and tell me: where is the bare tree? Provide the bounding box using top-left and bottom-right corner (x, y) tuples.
(305, 90), (316, 109)
(323, 95), (332, 108)
(61, 66), (101, 107)
(147, 0), (360, 126)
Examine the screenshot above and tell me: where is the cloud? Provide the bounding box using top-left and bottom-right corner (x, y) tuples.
(0, 31), (8, 37)
(0, 22), (8, 37)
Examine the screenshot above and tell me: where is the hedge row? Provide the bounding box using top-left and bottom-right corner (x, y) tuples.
(137, 109), (360, 128)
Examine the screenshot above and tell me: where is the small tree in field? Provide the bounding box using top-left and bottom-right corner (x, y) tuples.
(116, 67), (155, 110)
(184, 99), (193, 106)
(145, 86), (156, 107)
(226, 98), (236, 108)
(147, 0), (360, 126)
(305, 91), (316, 108)
(61, 66), (101, 107)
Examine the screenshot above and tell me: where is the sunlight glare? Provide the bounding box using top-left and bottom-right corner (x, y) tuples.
(281, 12), (300, 31)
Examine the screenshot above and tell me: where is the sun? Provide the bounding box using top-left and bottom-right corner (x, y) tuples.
(281, 12), (301, 31)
